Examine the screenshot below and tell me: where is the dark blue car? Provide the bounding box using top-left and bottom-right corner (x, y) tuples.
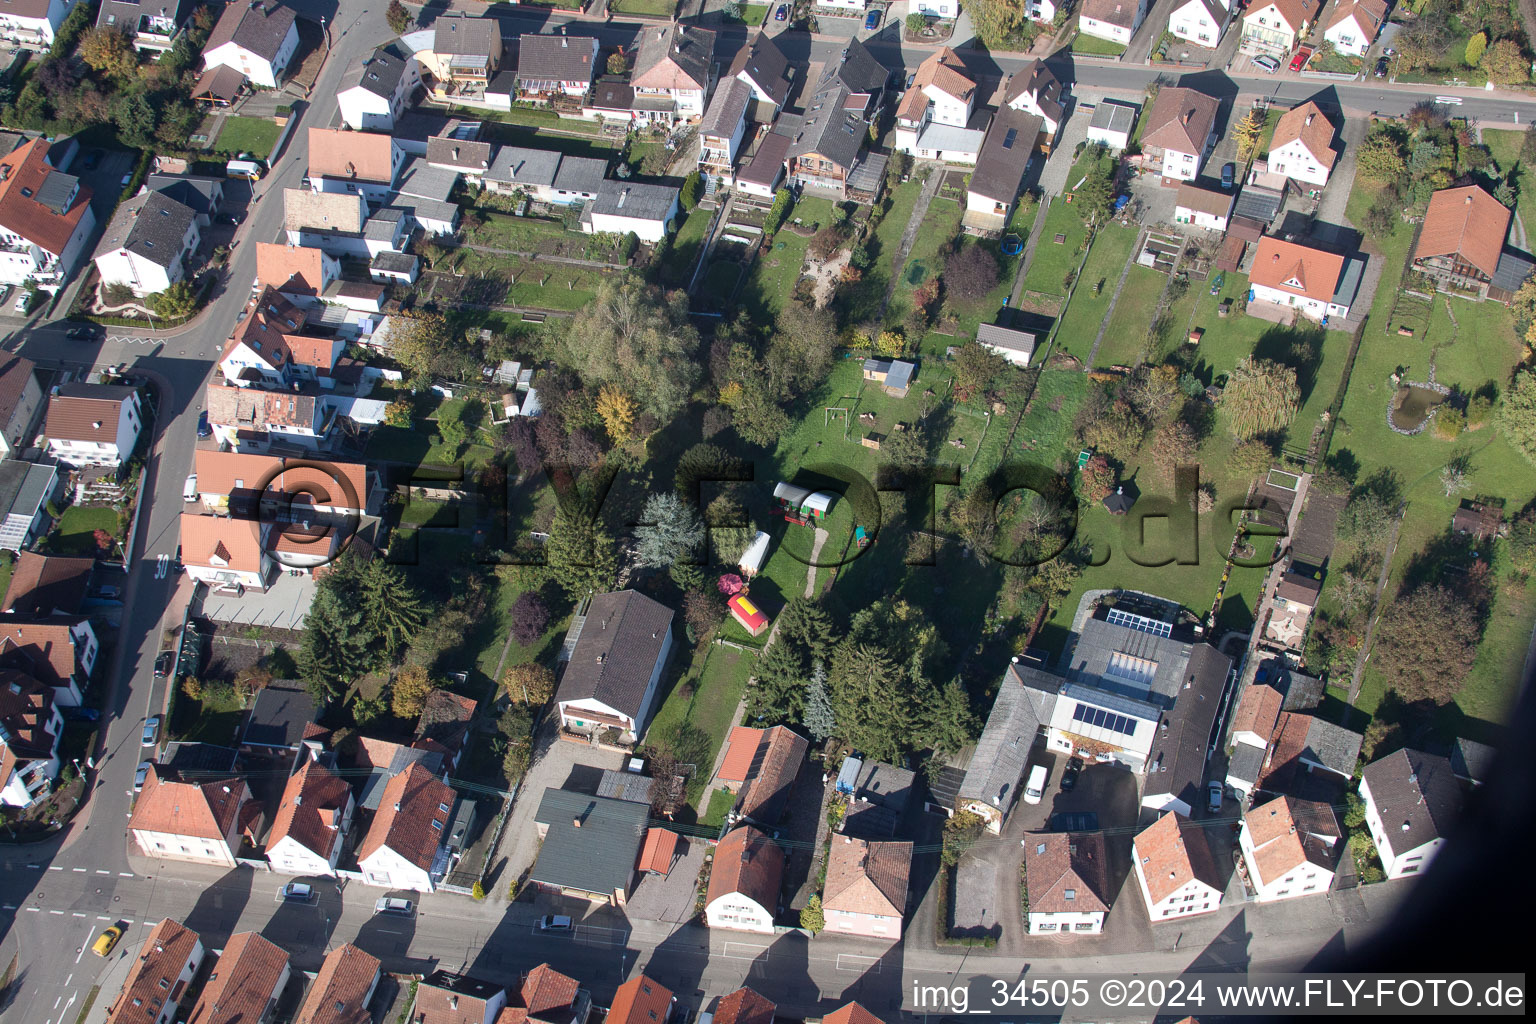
(864, 8), (881, 28)
(197, 411), (211, 438)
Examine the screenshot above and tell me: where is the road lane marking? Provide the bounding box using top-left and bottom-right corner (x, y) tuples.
(65, 975), (71, 987)
(49, 909), (63, 914)
(72, 912), (85, 917)
(97, 916), (110, 920)
(119, 872), (134, 877)
(24, 907), (38, 912)
(48, 866), (61, 871)
(72, 867), (86, 872)
(2, 904), (15, 910)
(836, 954), (878, 973)
(96, 870), (110, 874)
(722, 942), (767, 960)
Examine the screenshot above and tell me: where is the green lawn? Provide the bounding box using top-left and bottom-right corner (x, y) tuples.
(210, 116), (280, 158)
(739, 195), (835, 318)
(449, 248), (617, 310)
(1020, 200), (1089, 297)
(842, 178), (924, 323)
(0, 556), (11, 604)
(1479, 129), (1536, 251)
(48, 506), (119, 556)
(701, 787), (736, 827)
(1070, 32), (1127, 56)
(735, 3), (770, 23)
(643, 645), (756, 810)
(175, 686), (245, 745)
(480, 121), (618, 160)
(891, 196), (963, 322)
(609, 0), (677, 13)
(1052, 223), (1139, 363)
(477, 104), (608, 136)
(1094, 265), (1168, 367)
(659, 206), (716, 289)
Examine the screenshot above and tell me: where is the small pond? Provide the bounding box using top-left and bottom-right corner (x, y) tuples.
(1390, 385), (1446, 432)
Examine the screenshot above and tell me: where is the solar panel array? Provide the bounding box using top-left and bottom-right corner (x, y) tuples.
(1071, 702), (1139, 737)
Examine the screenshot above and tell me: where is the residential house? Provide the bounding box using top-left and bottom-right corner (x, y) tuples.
(96, 0), (193, 57)
(822, 1006), (885, 1024)
(357, 760), (455, 891)
(44, 383), (143, 467)
(414, 688), (478, 771)
(145, 174), (225, 226)
(727, 32), (791, 121)
(0, 138), (98, 289)
(1239, 794), (1341, 902)
(836, 757), (915, 837)
(427, 134), (496, 183)
(504, 963), (592, 1024)
(579, 180), (678, 243)
(816, 0), (869, 12)
(1175, 183), (1234, 231)
(184, 931), (290, 1024)
(958, 661), (1058, 832)
(821, 836), (911, 938)
(816, 38), (888, 116)
(964, 108), (1043, 233)
(0, 356), (42, 458)
(283, 190), (383, 258)
(370, 250), (419, 285)
(705, 826), (784, 933)
(699, 78), (753, 180)
(1254, 709), (1363, 797)
(1248, 236), (1361, 322)
(1141, 86), (1219, 181)
(0, 460), (58, 553)
(1, 551), (95, 617)
(1267, 101), (1336, 187)
(785, 84), (872, 195)
(1323, 0), (1386, 56)
(294, 944), (381, 1024)
(410, 971), (507, 1024)
(1138, 644), (1232, 818)
(1002, 59), (1064, 141)
(976, 322), (1038, 366)
(91, 184), (201, 297)
(711, 988), (775, 1024)
(1265, 571), (1319, 647)
(529, 787), (648, 904)
(128, 766), (251, 866)
(735, 129), (790, 200)
(339, 44), (421, 130)
(482, 148), (607, 207)
(629, 23), (716, 124)
(192, 64), (248, 108)
(913, 0), (958, 16)
(0, 614), (97, 706)
(255, 243), (341, 308)
(419, 15), (504, 103)
(1026, 0), (1058, 20)
(266, 752), (354, 876)
(352, 737), (445, 811)
(895, 48), (977, 155)
(1022, 832), (1113, 934)
(1079, 0), (1148, 44)
(0, 671), (62, 807)
(1240, 0), (1322, 58)
(1087, 100), (1137, 151)
(1131, 812), (1223, 921)
(217, 287), (315, 387)
(607, 977), (674, 1024)
(1168, 0), (1229, 47)
(307, 128), (404, 207)
(1359, 748), (1463, 879)
(554, 590), (674, 742)
(1412, 185), (1512, 300)
(201, 0), (299, 89)
(179, 513), (274, 592)
(1452, 499), (1505, 541)
(203, 382), (331, 451)
(241, 683), (320, 756)
(104, 919), (204, 1024)
(517, 33), (598, 99)
(716, 724), (809, 827)
(0, 0), (80, 45)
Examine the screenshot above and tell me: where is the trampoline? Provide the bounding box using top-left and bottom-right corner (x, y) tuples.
(1000, 233), (1023, 256)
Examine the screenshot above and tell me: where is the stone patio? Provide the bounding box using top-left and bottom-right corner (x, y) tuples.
(199, 571), (316, 629)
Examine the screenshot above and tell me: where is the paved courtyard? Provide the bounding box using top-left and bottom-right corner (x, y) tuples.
(200, 572), (316, 629)
(626, 839), (707, 924)
(502, 722), (627, 886)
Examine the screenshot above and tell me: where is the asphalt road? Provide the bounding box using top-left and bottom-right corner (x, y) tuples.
(1, 5), (1534, 1021)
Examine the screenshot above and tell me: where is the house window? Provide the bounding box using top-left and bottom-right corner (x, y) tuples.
(1037, 922), (1058, 931)
(1074, 922), (1095, 931)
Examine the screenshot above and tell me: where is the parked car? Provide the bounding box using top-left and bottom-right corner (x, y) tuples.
(82, 150), (102, 171)
(864, 8), (881, 29)
(1060, 756), (1084, 791)
(1221, 162), (1235, 189)
(63, 706), (100, 723)
(134, 762), (152, 792)
(141, 716), (160, 747)
(281, 882), (315, 903)
(375, 897), (414, 916)
(1374, 56), (1390, 77)
(183, 474), (198, 502)
(65, 324), (99, 340)
(774, 3), (787, 18)
(905, 71), (916, 89)
(1208, 780), (1224, 812)
(197, 411), (212, 438)
(92, 926), (123, 957)
(154, 651), (175, 677)
(539, 915), (574, 932)
(13, 292), (29, 314)
(1288, 46), (1313, 71)
(1252, 54), (1280, 71)
(1023, 764), (1048, 805)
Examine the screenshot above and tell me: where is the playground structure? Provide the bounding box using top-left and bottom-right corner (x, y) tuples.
(774, 482), (835, 526)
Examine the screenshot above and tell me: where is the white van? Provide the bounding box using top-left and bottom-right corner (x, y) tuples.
(1023, 764), (1048, 805)
(183, 474), (198, 502)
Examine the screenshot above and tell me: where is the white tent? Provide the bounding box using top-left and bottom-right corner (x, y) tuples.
(739, 531), (771, 576)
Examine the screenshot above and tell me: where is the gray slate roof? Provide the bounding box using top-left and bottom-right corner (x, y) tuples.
(1451, 737), (1495, 783)
(1002, 59), (1064, 125)
(1065, 612), (1199, 705)
(146, 174), (222, 218)
(433, 14), (501, 57)
(341, 45), (410, 99)
(787, 83), (866, 171)
(531, 788), (648, 897)
(487, 145), (562, 188)
(395, 157), (459, 202)
(1228, 741), (1265, 786)
(364, 207), (409, 241)
(843, 760), (915, 837)
(1090, 100), (1137, 136)
(1140, 644), (1231, 812)
(727, 31), (792, 108)
(1362, 748), (1463, 855)
(241, 684), (318, 749)
(93, 190), (197, 270)
(35, 171), (80, 215)
(370, 250), (418, 274)
(516, 33), (598, 85)
(1233, 184), (1284, 224)
(205, 0), (296, 61)
(97, 0), (193, 34)
(1493, 247), (1536, 293)
(426, 136), (495, 172)
(959, 662), (1060, 811)
(632, 23), (715, 92)
(1301, 717), (1362, 776)
(0, 461), (53, 523)
(588, 180), (679, 223)
(970, 107), (1041, 205)
(555, 590), (674, 720)
(597, 768), (655, 805)
(552, 155), (607, 195)
(701, 77), (753, 139)
(977, 322), (1037, 357)
(817, 37), (887, 97)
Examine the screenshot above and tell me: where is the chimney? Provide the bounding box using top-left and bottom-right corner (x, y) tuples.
(1466, 194), (1473, 204)
(449, 996), (458, 1010)
(1401, 821), (1411, 831)
(394, 802), (401, 812)
(1304, 113), (1314, 126)
(294, 794), (303, 806)
(573, 817), (582, 828)
(1181, 111), (1190, 125)
(562, 35), (568, 47)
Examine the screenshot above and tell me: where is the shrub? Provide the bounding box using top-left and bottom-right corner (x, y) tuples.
(471, 881), (486, 901)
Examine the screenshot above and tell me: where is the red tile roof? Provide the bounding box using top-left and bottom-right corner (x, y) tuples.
(0, 138), (93, 256)
(180, 513), (266, 575)
(0, 616), (87, 688)
(1326, 0), (1387, 41)
(712, 988), (775, 1024)
(193, 450), (372, 511)
(296, 943), (380, 1024)
(1270, 101), (1336, 170)
(821, 1004), (885, 1024)
(1231, 683), (1283, 739)
(1, 551), (94, 617)
(1143, 86), (1219, 157)
(1133, 812), (1222, 905)
(608, 975), (673, 1024)
(308, 128), (397, 184)
(638, 827), (680, 875)
(185, 931), (289, 1024)
(717, 726), (763, 784)
(268, 756), (351, 862)
(257, 243), (332, 298)
(822, 837), (911, 918)
(1244, 794), (1341, 885)
(706, 826), (784, 910)
(44, 383), (137, 444)
(1414, 185), (1510, 279)
(1022, 832), (1112, 914)
(129, 766), (248, 842)
(517, 964), (582, 1024)
(107, 919), (202, 1024)
(1249, 237), (1345, 304)
(357, 760), (454, 870)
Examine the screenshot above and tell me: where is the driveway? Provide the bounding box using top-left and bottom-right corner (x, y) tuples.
(501, 720), (627, 886)
(198, 572), (316, 629)
(626, 839), (707, 924)
(1039, 107), (1091, 197)
(1315, 114), (1366, 229)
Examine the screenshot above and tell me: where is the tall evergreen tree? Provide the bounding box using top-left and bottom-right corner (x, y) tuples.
(828, 643), (913, 763)
(749, 598), (835, 722)
(804, 660), (835, 742)
(547, 501), (619, 598)
(634, 491), (705, 569)
(299, 559), (369, 702)
(358, 558), (426, 662)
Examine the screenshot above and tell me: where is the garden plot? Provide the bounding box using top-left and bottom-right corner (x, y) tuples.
(1137, 232), (1182, 273)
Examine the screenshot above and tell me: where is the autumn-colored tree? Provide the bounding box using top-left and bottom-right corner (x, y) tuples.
(1150, 420), (1199, 475)
(875, 330), (905, 357)
(1233, 107), (1266, 161)
(1078, 454), (1116, 501)
(391, 664), (434, 719)
(1464, 31), (1487, 66)
(386, 0), (411, 31)
(1481, 39), (1530, 85)
(385, 398), (413, 427)
(717, 573), (744, 596)
(607, 50), (628, 75)
(1220, 358), (1300, 440)
(79, 27), (137, 78)
(502, 662), (557, 705)
(596, 384), (639, 443)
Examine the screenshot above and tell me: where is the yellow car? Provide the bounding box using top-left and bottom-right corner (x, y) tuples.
(91, 926), (123, 957)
